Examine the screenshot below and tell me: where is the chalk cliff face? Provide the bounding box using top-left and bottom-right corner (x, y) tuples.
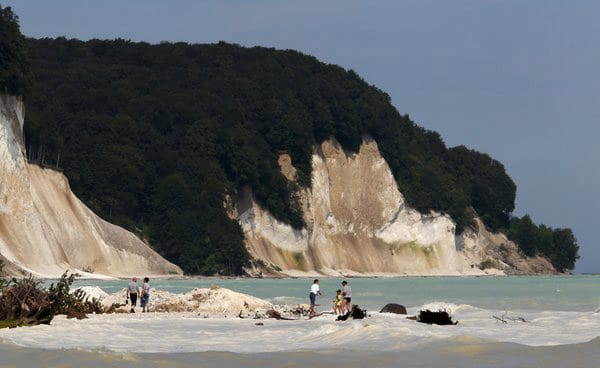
(235, 138), (555, 276)
(0, 95), (182, 278)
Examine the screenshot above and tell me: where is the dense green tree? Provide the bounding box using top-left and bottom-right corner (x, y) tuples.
(550, 228), (579, 271)
(0, 5), (31, 95)
(447, 146), (516, 231)
(507, 215), (579, 271)
(508, 215), (539, 256)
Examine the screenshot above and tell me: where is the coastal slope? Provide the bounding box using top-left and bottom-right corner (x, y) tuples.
(0, 95), (182, 278)
(22, 38), (578, 274)
(234, 138), (555, 276)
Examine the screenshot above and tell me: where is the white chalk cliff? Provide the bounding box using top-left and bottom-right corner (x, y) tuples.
(0, 95), (182, 278)
(234, 138), (555, 276)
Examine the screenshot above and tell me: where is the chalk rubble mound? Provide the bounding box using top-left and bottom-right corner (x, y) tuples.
(101, 287), (275, 316)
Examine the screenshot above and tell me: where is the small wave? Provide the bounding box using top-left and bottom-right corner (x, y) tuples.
(269, 296), (304, 304)
(271, 296), (297, 301)
(414, 301), (483, 315)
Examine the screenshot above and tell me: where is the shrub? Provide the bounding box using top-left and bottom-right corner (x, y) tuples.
(479, 258), (497, 270)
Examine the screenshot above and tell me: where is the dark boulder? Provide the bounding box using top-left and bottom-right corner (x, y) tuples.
(380, 303), (407, 314)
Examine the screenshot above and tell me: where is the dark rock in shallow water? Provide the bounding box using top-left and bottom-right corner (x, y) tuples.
(417, 310), (457, 325)
(380, 303), (407, 314)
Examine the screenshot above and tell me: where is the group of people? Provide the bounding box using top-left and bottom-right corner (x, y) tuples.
(309, 279), (352, 317)
(126, 277), (151, 313)
(125, 277), (351, 316)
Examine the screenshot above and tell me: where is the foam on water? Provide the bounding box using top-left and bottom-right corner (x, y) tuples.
(1, 299), (598, 354)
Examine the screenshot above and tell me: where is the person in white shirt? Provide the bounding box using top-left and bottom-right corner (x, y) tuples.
(309, 279), (321, 316)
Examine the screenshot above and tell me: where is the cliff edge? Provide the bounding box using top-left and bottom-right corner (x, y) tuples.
(0, 95), (182, 278)
(233, 138), (556, 276)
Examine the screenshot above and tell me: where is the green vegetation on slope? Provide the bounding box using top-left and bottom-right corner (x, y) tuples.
(508, 215), (579, 271)
(19, 36), (579, 273)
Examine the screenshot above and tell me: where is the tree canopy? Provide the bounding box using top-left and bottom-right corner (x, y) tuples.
(0, 5), (31, 96)
(507, 215), (579, 271)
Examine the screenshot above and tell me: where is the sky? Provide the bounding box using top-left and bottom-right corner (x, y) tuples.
(5, 0), (599, 273)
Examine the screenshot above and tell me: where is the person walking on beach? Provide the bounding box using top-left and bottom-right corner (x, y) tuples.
(309, 279), (321, 317)
(127, 277), (139, 313)
(341, 280), (352, 313)
(140, 277), (151, 313)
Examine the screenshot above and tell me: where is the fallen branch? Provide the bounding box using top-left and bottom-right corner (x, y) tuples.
(493, 311), (528, 323)
(1, 271), (108, 328)
(493, 315), (507, 323)
(266, 309), (295, 320)
(506, 316), (529, 322)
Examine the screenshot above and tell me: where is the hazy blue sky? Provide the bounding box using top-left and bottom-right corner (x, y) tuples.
(5, 0), (598, 272)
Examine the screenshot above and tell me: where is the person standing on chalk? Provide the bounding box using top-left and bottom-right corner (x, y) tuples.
(127, 277), (139, 313)
(140, 277), (151, 313)
(341, 280), (352, 313)
(309, 279), (321, 317)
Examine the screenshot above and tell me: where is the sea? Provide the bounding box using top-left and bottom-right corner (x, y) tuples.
(0, 275), (598, 368)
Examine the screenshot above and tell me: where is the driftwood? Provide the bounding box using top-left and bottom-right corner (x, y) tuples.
(66, 310), (88, 320)
(1, 271), (107, 328)
(493, 315), (507, 323)
(0, 276), (55, 327)
(493, 312), (528, 323)
(266, 309), (295, 320)
(352, 305), (366, 319)
(336, 305), (367, 321)
(416, 309), (458, 325)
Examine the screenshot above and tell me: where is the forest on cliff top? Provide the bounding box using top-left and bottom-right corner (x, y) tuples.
(1, 6), (579, 274)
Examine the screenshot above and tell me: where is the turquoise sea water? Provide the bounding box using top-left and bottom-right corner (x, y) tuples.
(66, 275), (599, 312)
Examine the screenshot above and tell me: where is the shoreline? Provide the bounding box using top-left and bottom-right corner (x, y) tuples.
(41, 272), (578, 281)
